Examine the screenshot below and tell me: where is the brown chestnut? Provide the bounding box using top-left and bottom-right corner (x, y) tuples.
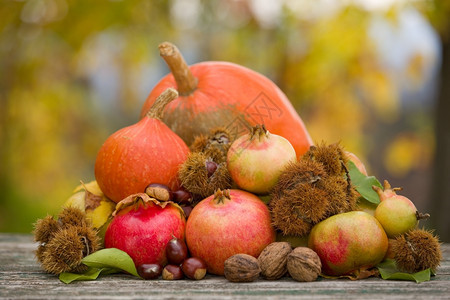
(181, 206), (193, 219)
(162, 264), (184, 280)
(137, 263), (162, 280)
(205, 160), (218, 178)
(166, 236), (188, 265)
(181, 257), (207, 280)
(172, 188), (192, 205)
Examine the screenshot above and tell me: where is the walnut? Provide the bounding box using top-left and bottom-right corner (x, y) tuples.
(258, 242), (292, 280)
(224, 254), (261, 282)
(287, 247), (322, 282)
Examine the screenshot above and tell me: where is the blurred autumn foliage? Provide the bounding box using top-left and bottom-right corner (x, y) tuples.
(1, 0), (449, 240)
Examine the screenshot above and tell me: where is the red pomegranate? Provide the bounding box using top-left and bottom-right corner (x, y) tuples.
(185, 189), (275, 275)
(140, 42), (313, 158)
(104, 193), (186, 267)
(227, 124), (297, 194)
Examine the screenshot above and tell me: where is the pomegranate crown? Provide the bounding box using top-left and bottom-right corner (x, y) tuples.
(372, 180), (402, 202)
(250, 124), (269, 141)
(213, 189), (231, 204)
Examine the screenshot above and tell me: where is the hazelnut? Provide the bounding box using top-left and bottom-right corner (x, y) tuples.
(145, 183), (172, 201)
(224, 254), (260, 282)
(287, 247), (321, 282)
(258, 242), (292, 280)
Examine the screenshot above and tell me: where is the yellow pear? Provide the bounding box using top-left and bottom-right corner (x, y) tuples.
(64, 180), (116, 244)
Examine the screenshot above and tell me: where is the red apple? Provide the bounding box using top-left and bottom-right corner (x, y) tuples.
(185, 189), (275, 275)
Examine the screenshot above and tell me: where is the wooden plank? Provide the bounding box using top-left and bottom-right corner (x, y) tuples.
(1, 233), (449, 299)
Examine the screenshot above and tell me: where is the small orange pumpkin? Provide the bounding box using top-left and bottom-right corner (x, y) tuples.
(95, 88), (190, 203)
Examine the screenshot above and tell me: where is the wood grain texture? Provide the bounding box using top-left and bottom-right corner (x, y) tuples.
(1, 233), (449, 299)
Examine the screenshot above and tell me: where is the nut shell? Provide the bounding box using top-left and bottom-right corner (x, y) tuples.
(137, 263), (162, 280)
(287, 247), (321, 282)
(162, 264), (184, 280)
(224, 254), (261, 282)
(182, 257), (207, 280)
(258, 242), (292, 280)
(145, 183), (172, 202)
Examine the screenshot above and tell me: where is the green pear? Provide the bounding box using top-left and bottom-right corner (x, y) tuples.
(308, 211), (388, 276)
(64, 180), (116, 245)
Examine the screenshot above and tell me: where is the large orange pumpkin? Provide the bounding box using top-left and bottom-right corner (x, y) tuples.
(140, 42), (313, 158)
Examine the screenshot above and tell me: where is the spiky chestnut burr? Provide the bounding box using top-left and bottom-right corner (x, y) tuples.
(304, 142), (349, 177)
(57, 206), (88, 228)
(269, 143), (359, 237)
(269, 160), (329, 237)
(33, 207), (100, 274)
(190, 126), (233, 163)
(391, 228), (442, 273)
(178, 152), (232, 201)
(322, 175), (359, 215)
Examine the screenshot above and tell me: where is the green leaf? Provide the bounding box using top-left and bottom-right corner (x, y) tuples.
(347, 160), (382, 204)
(81, 248), (140, 278)
(59, 267), (117, 284)
(59, 248), (141, 283)
(377, 259), (432, 283)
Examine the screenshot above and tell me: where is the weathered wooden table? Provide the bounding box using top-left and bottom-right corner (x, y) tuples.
(1, 233), (449, 299)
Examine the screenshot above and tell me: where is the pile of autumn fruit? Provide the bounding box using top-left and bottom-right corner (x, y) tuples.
(34, 42), (442, 284)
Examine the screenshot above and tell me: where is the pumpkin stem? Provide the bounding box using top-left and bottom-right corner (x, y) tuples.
(159, 42), (198, 96)
(146, 88), (178, 120)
